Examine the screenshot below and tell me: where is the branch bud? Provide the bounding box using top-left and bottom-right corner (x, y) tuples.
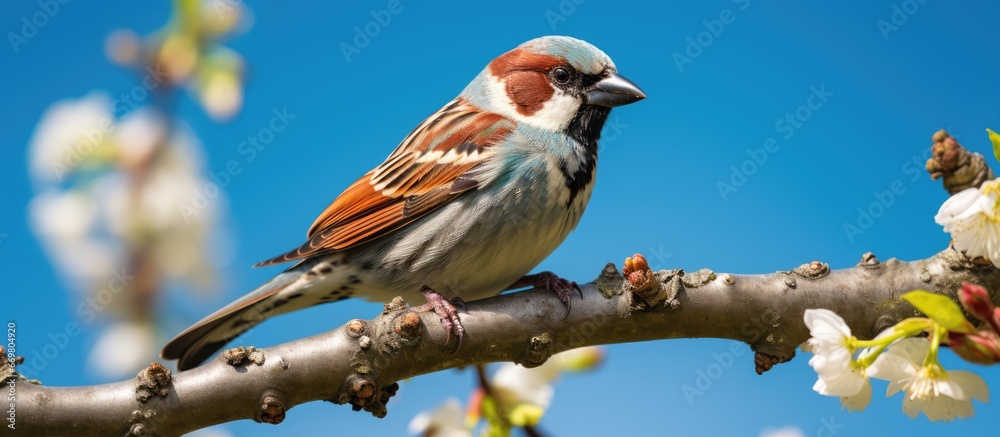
(948, 330), (1000, 365)
(959, 282), (998, 331)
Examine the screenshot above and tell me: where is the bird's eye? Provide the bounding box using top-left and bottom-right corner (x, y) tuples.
(551, 67), (572, 85)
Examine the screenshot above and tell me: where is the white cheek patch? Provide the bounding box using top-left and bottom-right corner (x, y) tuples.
(485, 76), (581, 132)
(532, 89), (582, 132)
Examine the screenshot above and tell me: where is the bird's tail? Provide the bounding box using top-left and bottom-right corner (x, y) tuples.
(161, 265), (309, 371)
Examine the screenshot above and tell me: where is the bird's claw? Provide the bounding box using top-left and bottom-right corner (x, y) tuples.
(534, 271), (582, 319)
(413, 288), (465, 352)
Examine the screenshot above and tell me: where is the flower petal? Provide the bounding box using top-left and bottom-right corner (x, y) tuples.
(901, 395), (924, 419)
(935, 188), (985, 227)
(804, 309), (851, 339)
(889, 337), (930, 364)
(950, 371), (990, 402)
(840, 378), (872, 412)
(407, 398), (468, 436)
(867, 344), (921, 397)
(935, 377), (966, 401)
(812, 366), (865, 397)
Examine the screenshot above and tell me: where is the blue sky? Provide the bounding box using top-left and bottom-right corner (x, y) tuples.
(3, 1), (1000, 435)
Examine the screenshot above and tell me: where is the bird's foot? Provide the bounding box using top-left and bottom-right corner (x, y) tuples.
(412, 287), (465, 351)
(514, 271), (582, 319)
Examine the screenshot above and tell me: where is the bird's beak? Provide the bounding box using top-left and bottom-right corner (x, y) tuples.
(585, 71), (646, 107)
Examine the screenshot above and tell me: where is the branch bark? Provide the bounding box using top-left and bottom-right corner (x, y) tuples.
(9, 248), (1000, 436)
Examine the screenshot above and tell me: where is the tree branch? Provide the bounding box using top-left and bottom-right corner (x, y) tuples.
(10, 248), (1000, 436)
(8, 129), (996, 435)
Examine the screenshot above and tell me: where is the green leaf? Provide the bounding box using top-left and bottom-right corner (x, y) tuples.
(480, 396), (510, 437)
(509, 403), (545, 427)
(987, 128), (1000, 163)
(902, 290), (975, 333)
(485, 422), (510, 437)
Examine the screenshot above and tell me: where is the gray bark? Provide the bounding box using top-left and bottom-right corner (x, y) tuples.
(8, 248), (999, 436)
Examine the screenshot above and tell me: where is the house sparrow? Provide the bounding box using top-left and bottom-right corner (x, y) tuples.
(162, 36), (645, 370)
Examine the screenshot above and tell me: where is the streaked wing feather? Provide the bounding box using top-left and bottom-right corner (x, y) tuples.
(254, 99), (515, 267)
(402, 185), (453, 218)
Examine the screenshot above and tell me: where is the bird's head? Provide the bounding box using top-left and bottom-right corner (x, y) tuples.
(462, 36), (646, 136)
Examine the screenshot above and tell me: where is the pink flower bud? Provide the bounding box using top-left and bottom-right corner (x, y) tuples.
(948, 330), (1000, 365)
(959, 282), (997, 330)
(994, 307), (1000, 333)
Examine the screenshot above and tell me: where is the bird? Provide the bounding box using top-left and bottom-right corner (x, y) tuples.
(162, 35), (646, 371)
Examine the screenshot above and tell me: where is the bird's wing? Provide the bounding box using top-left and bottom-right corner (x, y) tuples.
(254, 98), (516, 267)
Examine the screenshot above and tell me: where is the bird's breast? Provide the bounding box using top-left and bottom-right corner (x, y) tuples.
(357, 158), (595, 302)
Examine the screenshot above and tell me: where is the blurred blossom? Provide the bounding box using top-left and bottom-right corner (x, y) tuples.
(202, 0), (244, 36)
(760, 426), (805, 437)
(26, 0), (247, 383)
(186, 427), (234, 437)
(105, 123), (219, 289)
(30, 190), (96, 244)
(86, 322), (157, 378)
(408, 398), (471, 437)
(194, 48), (245, 121)
(139, 135), (219, 288)
(103, 0), (250, 120)
(104, 29), (140, 66)
(493, 364), (555, 413)
(114, 107), (168, 168)
(131, 0), (249, 120)
(29, 94), (220, 292)
(29, 190), (116, 286)
(491, 347), (604, 419)
(157, 33), (200, 82)
(547, 344), (604, 372)
(29, 92), (114, 183)
(198, 69), (243, 121)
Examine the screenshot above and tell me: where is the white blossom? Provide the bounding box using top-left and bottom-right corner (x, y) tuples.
(114, 107), (166, 168)
(935, 179), (1000, 267)
(491, 346), (603, 412)
(804, 309), (853, 360)
(407, 398), (470, 437)
(28, 190), (116, 287)
(901, 367), (988, 421)
(87, 322), (156, 379)
(29, 92), (114, 182)
(803, 309), (867, 398)
(492, 361), (557, 411)
(198, 70), (243, 121)
(29, 96), (221, 292)
(839, 378), (872, 413)
(867, 337), (990, 421)
(759, 426), (804, 437)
